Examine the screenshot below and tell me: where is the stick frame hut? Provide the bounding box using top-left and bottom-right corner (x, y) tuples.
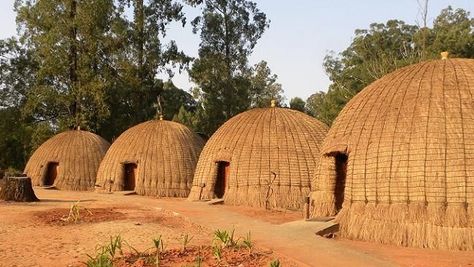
(189, 107), (328, 210)
(310, 58), (474, 250)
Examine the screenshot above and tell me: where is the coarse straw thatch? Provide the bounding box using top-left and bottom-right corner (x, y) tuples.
(188, 106), (328, 210)
(96, 119), (205, 197)
(310, 57), (474, 250)
(24, 130), (110, 191)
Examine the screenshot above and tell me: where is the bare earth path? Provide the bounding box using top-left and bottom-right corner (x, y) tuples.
(0, 189), (473, 266)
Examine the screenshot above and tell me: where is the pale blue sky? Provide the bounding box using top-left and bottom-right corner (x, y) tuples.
(0, 1), (472, 102)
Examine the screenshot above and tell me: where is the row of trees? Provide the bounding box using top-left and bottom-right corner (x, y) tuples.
(0, 0), (286, 170)
(305, 6), (474, 124)
(0, 1), (472, 172)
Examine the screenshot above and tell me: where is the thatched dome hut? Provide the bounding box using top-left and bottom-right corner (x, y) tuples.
(310, 57), (474, 250)
(188, 106), (328, 210)
(24, 130), (110, 191)
(96, 119), (205, 197)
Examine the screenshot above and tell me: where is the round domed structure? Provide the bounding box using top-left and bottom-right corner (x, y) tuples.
(188, 107), (328, 210)
(96, 119), (205, 197)
(24, 130), (110, 191)
(310, 58), (474, 250)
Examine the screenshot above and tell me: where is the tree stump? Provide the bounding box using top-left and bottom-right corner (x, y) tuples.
(0, 177), (39, 202)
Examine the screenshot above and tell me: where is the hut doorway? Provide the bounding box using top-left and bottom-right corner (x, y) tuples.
(123, 163), (137, 191)
(44, 162), (59, 186)
(334, 153), (348, 211)
(214, 161), (230, 198)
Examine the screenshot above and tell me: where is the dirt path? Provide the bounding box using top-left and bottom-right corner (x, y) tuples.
(0, 189), (473, 266)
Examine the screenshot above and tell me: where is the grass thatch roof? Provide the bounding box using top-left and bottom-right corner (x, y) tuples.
(24, 130), (110, 191)
(96, 119), (204, 197)
(310, 58), (474, 250)
(188, 107), (328, 210)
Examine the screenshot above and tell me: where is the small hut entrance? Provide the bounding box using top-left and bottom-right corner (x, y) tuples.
(123, 163), (137, 191)
(44, 162), (59, 186)
(214, 161), (230, 198)
(334, 153), (348, 211)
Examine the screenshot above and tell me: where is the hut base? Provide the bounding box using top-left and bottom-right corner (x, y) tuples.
(337, 201), (474, 250)
(309, 191), (337, 217)
(190, 185), (310, 210)
(188, 185), (209, 201)
(135, 187), (190, 198)
(0, 177), (39, 202)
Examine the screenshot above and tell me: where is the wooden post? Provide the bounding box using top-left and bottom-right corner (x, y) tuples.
(303, 196), (310, 220)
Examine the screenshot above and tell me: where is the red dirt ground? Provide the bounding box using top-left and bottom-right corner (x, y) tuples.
(1, 188), (474, 266)
(115, 246), (277, 267)
(34, 207), (127, 225)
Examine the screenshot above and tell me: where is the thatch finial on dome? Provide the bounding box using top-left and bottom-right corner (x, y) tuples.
(155, 95), (164, 120)
(271, 99), (276, 107)
(441, 51), (449, 60)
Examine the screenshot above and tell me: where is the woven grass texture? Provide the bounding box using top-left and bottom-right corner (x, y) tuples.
(188, 107), (328, 210)
(310, 58), (474, 249)
(96, 120), (205, 197)
(24, 130), (110, 191)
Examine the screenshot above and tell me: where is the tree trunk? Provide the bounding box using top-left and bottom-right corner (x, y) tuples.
(0, 177), (39, 202)
(69, 0), (79, 126)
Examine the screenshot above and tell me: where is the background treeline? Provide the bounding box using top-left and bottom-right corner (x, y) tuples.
(0, 0), (473, 172)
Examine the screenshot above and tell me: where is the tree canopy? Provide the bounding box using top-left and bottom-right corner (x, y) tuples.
(306, 6), (474, 125)
(0, 2), (472, 171)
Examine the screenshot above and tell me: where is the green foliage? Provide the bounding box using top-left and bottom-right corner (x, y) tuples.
(179, 234), (194, 252)
(1, 0), (473, 174)
(15, 0), (116, 130)
(429, 6), (474, 58)
(0, 108), (29, 170)
(211, 244), (222, 262)
(188, 0), (269, 135)
(60, 201), (93, 224)
(269, 259), (281, 267)
(161, 81), (197, 120)
(213, 228), (239, 248)
(308, 6), (474, 125)
(194, 255), (203, 267)
(242, 231), (253, 254)
(86, 250), (113, 267)
(289, 97), (306, 113)
(153, 235), (165, 266)
(85, 235), (123, 267)
(249, 61), (285, 108)
(103, 0), (191, 134)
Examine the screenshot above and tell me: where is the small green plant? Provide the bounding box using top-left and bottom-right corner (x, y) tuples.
(214, 229), (229, 245)
(269, 259), (281, 267)
(85, 235), (123, 267)
(107, 235), (123, 260)
(242, 231), (253, 254)
(214, 228), (239, 248)
(212, 244), (222, 262)
(85, 246), (113, 267)
(153, 235), (165, 267)
(194, 255), (203, 267)
(124, 240), (142, 256)
(61, 201), (92, 223)
(179, 233), (194, 252)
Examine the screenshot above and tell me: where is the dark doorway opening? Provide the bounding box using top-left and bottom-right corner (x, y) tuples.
(214, 161), (230, 198)
(334, 153), (348, 211)
(123, 163), (137, 191)
(44, 162), (59, 186)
